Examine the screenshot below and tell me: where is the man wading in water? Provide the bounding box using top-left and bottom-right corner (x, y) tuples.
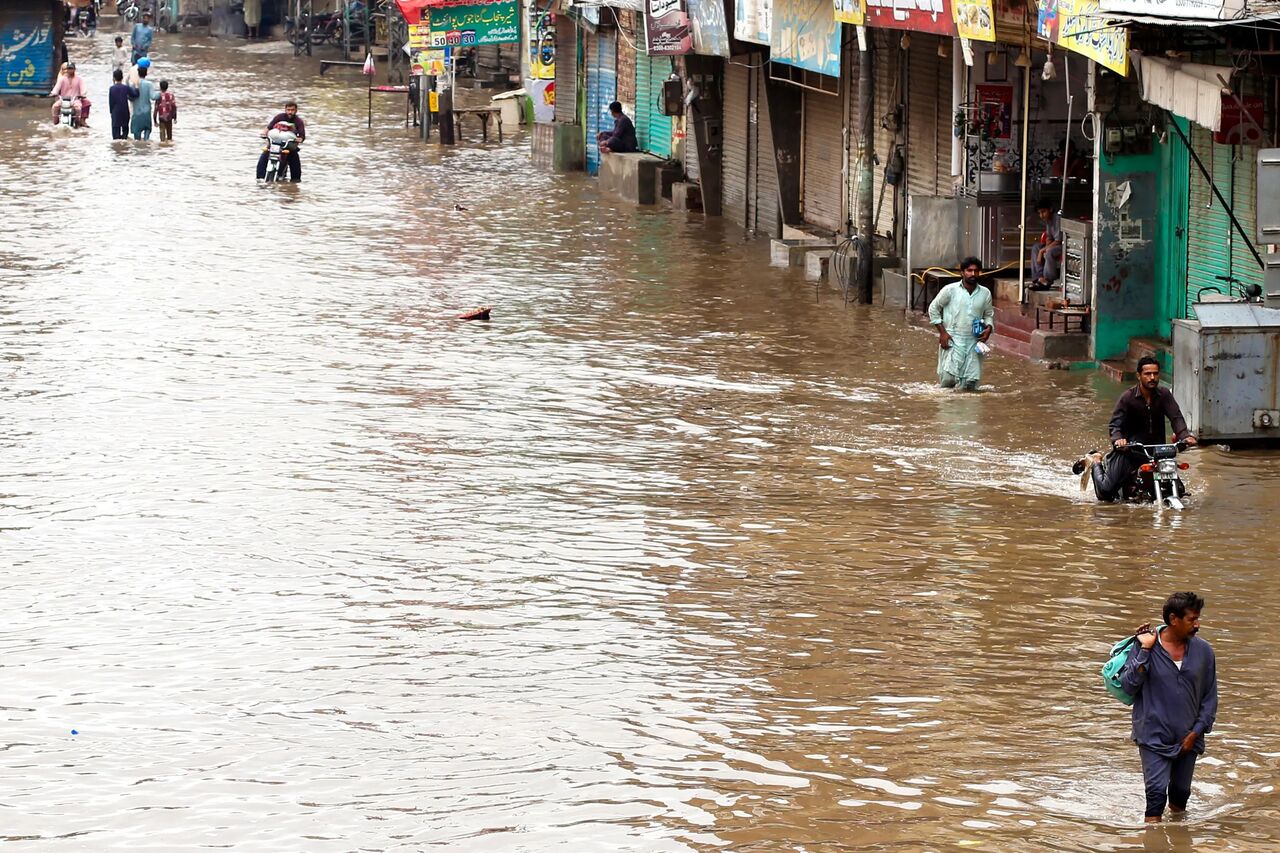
(927, 257), (994, 390)
(1119, 592), (1218, 822)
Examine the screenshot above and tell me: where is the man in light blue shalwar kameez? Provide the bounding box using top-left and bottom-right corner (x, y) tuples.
(927, 257), (995, 390)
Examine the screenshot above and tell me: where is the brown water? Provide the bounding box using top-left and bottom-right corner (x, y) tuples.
(3, 33), (1280, 852)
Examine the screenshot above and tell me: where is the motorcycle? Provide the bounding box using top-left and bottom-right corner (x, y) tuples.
(260, 122), (299, 183)
(1076, 440), (1194, 510)
(72, 5), (97, 36)
(119, 0), (142, 22)
(58, 97), (81, 129)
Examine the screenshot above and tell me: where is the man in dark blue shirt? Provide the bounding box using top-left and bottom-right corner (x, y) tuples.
(107, 68), (139, 140)
(596, 101), (637, 154)
(1120, 591), (1218, 822)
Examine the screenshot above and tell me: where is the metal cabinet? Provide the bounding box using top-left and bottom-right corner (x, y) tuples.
(1172, 303), (1280, 442)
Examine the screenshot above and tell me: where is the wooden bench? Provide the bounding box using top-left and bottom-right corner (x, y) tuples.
(1035, 305), (1090, 333)
(453, 105), (503, 142)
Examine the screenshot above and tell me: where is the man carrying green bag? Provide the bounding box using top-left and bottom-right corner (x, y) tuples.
(1112, 592), (1218, 823)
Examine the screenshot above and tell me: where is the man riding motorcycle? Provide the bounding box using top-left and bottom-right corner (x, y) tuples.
(49, 62), (89, 127)
(1085, 355), (1198, 501)
(256, 100), (306, 182)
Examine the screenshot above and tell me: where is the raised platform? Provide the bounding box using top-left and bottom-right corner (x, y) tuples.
(598, 152), (663, 205)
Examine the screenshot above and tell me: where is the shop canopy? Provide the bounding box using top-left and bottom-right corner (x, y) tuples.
(1099, 0), (1280, 23)
(1130, 50), (1235, 131)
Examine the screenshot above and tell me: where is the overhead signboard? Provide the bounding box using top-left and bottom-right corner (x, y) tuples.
(772, 0), (841, 75)
(735, 0), (772, 45)
(834, 0), (865, 25)
(953, 0), (995, 40)
(1041, 0), (1129, 76)
(645, 0), (693, 54)
(428, 1), (520, 47)
(688, 0), (730, 56)
(865, 0), (958, 35)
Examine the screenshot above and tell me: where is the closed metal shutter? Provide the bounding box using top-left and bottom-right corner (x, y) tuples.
(724, 59), (750, 228)
(867, 30), (900, 241)
(0, 2), (57, 95)
(585, 33), (617, 175)
(906, 34), (952, 199)
(637, 53), (675, 158)
(684, 117), (701, 181)
(803, 86), (844, 232)
(553, 17), (577, 124)
(752, 64), (780, 237)
(1186, 125), (1264, 316)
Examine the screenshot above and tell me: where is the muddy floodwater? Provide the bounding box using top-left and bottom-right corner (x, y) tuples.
(3, 33), (1280, 853)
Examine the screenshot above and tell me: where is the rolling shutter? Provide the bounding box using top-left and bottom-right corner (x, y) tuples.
(868, 30), (900, 241)
(684, 119), (701, 181)
(1186, 125), (1264, 317)
(751, 64), (780, 237)
(553, 17), (577, 124)
(0, 2), (58, 95)
(803, 86), (844, 232)
(724, 58), (749, 228)
(906, 34), (952, 199)
(636, 53), (674, 158)
(585, 33), (617, 175)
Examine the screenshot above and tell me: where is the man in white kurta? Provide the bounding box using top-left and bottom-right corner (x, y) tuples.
(927, 258), (995, 390)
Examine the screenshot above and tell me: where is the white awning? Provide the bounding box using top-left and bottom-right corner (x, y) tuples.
(1099, 0), (1280, 23)
(1131, 50), (1233, 132)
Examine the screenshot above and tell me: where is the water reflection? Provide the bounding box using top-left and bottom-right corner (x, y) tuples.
(2, 30), (1279, 852)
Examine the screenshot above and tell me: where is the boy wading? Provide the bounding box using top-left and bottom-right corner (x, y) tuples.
(1119, 592), (1218, 822)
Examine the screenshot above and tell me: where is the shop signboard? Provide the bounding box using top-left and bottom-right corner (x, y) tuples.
(772, 0), (841, 76)
(530, 8), (555, 78)
(865, 0), (957, 35)
(953, 0), (995, 40)
(645, 0), (693, 54)
(1043, 0), (1128, 76)
(834, 0), (865, 25)
(688, 0), (730, 56)
(735, 0), (772, 45)
(428, 1), (520, 47)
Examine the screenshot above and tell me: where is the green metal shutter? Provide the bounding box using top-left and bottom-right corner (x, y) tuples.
(636, 53), (674, 158)
(1186, 126), (1264, 317)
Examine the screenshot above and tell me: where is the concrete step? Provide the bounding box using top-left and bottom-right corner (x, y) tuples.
(994, 305), (1037, 335)
(1099, 359), (1134, 382)
(991, 332), (1031, 359)
(997, 323), (1033, 344)
(1126, 336), (1170, 364)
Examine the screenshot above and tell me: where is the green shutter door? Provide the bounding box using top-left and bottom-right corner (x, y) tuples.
(1186, 126), (1264, 318)
(636, 54), (674, 158)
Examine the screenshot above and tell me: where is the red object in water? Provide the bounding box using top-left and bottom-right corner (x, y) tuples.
(458, 307), (491, 321)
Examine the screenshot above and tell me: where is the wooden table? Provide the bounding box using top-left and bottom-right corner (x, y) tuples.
(1035, 306), (1091, 333)
(453, 105), (504, 142)
(368, 85), (412, 128)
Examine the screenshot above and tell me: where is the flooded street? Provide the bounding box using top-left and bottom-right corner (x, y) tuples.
(5, 33), (1280, 852)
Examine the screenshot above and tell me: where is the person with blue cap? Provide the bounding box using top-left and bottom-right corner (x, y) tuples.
(126, 55), (151, 89)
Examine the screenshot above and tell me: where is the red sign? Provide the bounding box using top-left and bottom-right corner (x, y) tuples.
(865, 0), (957, 34)
(1215, 95), (1264, 146)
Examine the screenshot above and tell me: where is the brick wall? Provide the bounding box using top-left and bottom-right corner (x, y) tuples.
(616, 10), (638, 111)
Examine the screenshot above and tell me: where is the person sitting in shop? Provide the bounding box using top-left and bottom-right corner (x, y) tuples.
(1030, 200), (1063, 290)
(596, 101), (637, 154)
(1050, 139), (1089, 180)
